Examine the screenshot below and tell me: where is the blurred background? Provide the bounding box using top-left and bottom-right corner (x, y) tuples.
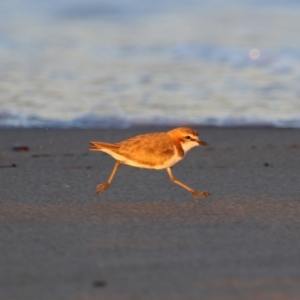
(0, 0), (300, 128)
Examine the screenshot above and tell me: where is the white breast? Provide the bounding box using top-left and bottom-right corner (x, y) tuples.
(150, 145), (183, 169)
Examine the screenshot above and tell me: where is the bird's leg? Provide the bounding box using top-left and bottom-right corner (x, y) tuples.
(96, 161), (122, 195)
(166, 167), (210, 202)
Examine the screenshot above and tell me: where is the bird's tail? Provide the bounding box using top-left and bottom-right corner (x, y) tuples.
(89, 141), (119, 151)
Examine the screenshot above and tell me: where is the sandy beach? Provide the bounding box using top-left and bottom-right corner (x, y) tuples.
(0, 127), (300, 300)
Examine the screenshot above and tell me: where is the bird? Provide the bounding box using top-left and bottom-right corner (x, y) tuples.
(89, 127), (210, 201)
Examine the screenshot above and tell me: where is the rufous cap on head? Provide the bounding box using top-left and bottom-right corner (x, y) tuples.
(168, 127), (198, 136)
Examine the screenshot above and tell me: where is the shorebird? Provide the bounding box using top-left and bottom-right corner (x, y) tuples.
(89, 127), (210, 201)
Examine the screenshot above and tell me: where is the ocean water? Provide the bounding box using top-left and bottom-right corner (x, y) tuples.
(0, 0), (300, 128)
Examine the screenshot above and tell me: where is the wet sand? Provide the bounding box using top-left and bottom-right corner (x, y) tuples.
(1, 127), (300, 300)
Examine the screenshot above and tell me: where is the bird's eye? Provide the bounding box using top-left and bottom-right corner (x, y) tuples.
(185, 136), (191, 139)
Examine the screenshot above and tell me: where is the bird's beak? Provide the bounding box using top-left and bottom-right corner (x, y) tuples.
(198, 140), (209, 146)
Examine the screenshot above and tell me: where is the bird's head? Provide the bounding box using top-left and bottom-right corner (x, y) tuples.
(168, 127), (209, 153)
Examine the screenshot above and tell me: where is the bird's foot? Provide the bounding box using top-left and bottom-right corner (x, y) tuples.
(96, 182), (110, 195)
(191, 190), (210, 202)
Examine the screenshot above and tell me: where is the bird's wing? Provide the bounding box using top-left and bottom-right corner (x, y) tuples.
(116, 132), (175, 165)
